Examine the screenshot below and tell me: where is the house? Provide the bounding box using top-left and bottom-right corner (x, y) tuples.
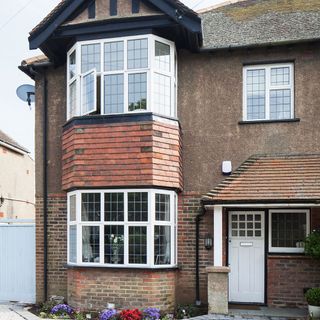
(0, 129), (35, 220)
(20, 0), (320, 313)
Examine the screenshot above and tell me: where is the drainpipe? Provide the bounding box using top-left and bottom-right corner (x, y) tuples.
(28, 65), (49, 301)
(195, 203), (206, 306)
(43, 72), (48, 301)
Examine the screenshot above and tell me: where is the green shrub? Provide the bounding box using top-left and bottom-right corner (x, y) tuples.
(305, 230), (320, 259)
(305, 288), (320, 306)
(174, 304), (200, 319)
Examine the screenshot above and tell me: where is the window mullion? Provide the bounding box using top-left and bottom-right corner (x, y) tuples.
(149, 38), (154, 113)
(149, 190), (155, 267)
(100, 192), (104, 264)
(265, 67), (270, 120)
(124, 192), (129, 265)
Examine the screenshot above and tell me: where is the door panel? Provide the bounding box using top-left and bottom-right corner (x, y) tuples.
(229, 211), (265, 303)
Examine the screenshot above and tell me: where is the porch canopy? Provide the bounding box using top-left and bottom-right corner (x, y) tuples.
(202, 153), (320, 266)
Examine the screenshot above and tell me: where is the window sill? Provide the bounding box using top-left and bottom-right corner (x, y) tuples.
(65, 264), (179, 271)
(267, 253), (309, 259)
(239, 118), (300, 125)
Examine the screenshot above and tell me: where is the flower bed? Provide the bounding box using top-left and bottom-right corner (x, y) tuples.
(31, 301), (202, 320)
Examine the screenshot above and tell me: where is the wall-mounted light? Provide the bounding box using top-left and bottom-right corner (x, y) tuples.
(0, 196), (4, 208)
(204, 233), (213, 250)
(222, 161), (232, 175)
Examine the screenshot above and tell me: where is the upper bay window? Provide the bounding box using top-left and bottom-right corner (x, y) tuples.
(68, 189), (177, 268)
(243, 63), (294, 121)
(67, 35), (177, 120)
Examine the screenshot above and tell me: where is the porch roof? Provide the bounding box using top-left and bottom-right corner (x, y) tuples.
(202, 154), (320, 205)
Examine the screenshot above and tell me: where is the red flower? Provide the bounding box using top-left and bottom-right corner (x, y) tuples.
(119, 309), (142, 320)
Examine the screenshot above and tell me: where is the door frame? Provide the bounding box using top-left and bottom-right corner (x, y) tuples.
(226, 208), (268, 305)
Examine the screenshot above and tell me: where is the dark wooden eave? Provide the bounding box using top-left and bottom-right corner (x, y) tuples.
(28, 0), (202, 59)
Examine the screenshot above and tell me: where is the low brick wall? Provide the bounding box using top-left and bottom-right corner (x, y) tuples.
(268, 256), (320, 308)
(67, 268), (177, 311)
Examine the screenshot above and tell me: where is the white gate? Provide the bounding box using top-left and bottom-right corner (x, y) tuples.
(0, 221), (35, 303)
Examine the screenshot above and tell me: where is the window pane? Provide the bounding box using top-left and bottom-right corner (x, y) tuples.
(271, 67), (290, 85)
(271, 212), (307, 248)
(69, 50), (76, 79)
(155, 193), (170, 221)
(105, 225), (124, 264)
(155, 41), (170, 72)
(270, 89), (291, 120)
(81, 193), (101, 221)
(69, 225), (77, 263)
(81, 44), (101, 73)
(104, 41), (124, 71)
(69, 81), (77, 118)
(105, 193), (124, 221)
(104, 74), (124, 114)
(154, 226), (171, 265)
(129, 226), (147, 264)
(82, 226), (100, 262)
(127, 39), (148, 69)
(128, 73), (147, 111)
(154, 73), (171, 116)
(128, 192), (148, 221)
(69, 194), (76, 221)
(246, 69), (265, 120)
(82, 71), (95, 114)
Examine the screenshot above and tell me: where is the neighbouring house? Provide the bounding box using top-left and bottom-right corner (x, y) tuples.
(20, 0), (320, 313)
(0, 130), (35, 220)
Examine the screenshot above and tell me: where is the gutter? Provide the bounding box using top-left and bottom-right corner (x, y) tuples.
(195, 203), (206, 306)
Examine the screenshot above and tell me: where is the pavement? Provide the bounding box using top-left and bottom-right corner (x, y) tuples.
(0, 303), (39, 320)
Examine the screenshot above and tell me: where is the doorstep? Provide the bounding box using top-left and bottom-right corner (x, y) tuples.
(189, 306), (308, 320)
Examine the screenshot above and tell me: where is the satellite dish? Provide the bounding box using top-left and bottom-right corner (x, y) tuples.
(16, 84), (35, 106)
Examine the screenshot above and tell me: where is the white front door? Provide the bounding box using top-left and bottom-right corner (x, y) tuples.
(228, 211), (265, 303)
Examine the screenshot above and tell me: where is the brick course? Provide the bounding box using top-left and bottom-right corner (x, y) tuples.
(62, 121), (182, 191)
(67, 268), (176, 311)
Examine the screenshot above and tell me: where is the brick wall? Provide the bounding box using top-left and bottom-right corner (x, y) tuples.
(268, 256), (320, 308)
(176, 192), (213, 305)
(36, 194), (68, 302)
(67, 268), (176, 311)
(62, 120), (182, 190)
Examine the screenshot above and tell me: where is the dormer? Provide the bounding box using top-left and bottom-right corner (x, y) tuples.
(28, 0), (201, 120)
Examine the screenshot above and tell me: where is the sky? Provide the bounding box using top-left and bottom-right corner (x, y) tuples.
(0, 0), (225, 158)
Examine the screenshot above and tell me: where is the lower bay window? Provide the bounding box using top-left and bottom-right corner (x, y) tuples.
(68, 189), (177, 267)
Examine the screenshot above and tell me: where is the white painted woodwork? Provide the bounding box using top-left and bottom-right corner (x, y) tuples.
(213, 205), (223, 267)
(228, 211), (265, 303)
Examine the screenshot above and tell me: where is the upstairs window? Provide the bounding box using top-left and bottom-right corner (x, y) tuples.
(243, 63), (294, 121)
(67, 35), (176, 120)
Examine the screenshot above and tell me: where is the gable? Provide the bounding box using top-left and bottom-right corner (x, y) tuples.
(64, 0), (162, 26)
(28, 0), (202, 61)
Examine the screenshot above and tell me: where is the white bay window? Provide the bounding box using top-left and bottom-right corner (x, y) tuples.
(67, 189), (177, 268)
(67, 35), (176, 119)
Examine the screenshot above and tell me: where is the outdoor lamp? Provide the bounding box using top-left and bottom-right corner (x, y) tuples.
(204, 234), (213, 250)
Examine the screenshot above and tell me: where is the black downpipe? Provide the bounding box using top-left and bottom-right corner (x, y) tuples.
(43, 72), (48, 301)
(195, 204), (206, 306)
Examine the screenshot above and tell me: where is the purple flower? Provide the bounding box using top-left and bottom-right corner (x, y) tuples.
(143, 308), (160, 320)
(100, 308), (117, 320)
(51, 304), (73, 315)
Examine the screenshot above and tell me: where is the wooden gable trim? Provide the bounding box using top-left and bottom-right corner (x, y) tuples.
(88, 0), (96, 18)
(110, 0), (117, 16)
(132, 0), (140, 13)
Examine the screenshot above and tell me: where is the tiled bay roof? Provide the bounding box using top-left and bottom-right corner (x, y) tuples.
(200, 0), (320, 50)
(0, 130), (29, 153)
(203, 154), (320, 204)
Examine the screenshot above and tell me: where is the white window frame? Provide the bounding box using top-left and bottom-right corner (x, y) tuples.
(66, 34), (177, 120)
(67, 188), (177, 268)
(243, 63), (294, 121)
(268, 209), (310, 253)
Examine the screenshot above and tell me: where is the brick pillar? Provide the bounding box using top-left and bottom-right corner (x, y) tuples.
(206, 266), (230, 314)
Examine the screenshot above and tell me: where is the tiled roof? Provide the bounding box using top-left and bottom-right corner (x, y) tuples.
(0, 130), (29, 153)
(30, 0), (198, 36)
(200, 0), (320, 50)
(203, 154), (320, 204)
(21, 54), (50, 66)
